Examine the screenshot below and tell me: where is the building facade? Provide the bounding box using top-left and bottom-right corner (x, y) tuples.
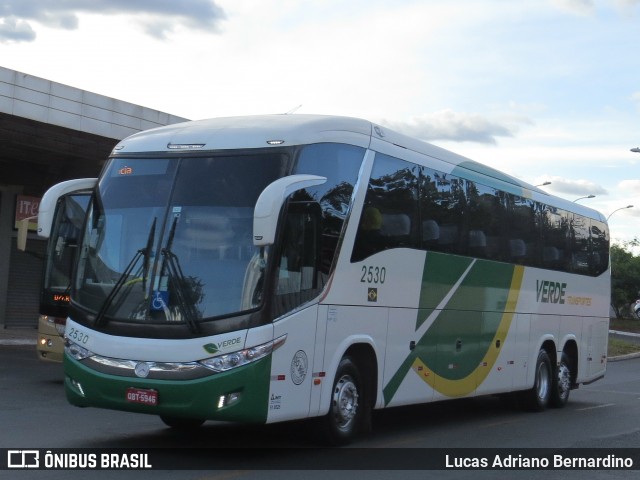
(0, 66), (188, 327)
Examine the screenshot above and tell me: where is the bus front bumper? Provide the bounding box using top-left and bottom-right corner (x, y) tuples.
(64, 354), (271, 424)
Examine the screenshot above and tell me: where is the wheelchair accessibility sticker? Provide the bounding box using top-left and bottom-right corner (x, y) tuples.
(150, 290), (169, 311)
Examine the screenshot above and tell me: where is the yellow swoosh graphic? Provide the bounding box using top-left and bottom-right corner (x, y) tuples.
(411, 265), (525, 397)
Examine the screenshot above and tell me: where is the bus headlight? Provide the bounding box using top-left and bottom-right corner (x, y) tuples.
(200, 335), (286, 373)
(64, 338), (93, 361)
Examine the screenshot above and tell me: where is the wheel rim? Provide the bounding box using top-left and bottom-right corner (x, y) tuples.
(536, 361), (550, 402)
(557, 363), (571, 399)
(332, 374), (359, 431)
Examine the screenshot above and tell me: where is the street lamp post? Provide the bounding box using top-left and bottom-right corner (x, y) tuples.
(573, 195), (596, 202)
(607, 205), (634, 221)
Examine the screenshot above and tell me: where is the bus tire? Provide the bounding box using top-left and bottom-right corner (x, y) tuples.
(550, 352), (572, 408)
(523, 349), (552, 412)
(160, 416), (205, 430)
(321, 356), (363, 445)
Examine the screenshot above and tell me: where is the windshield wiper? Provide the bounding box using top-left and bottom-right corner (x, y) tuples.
(94, 250), (143, 327)
(94, 218), (157, 327)
(160, 216), (200, 334)
(142, 218), (157, 292)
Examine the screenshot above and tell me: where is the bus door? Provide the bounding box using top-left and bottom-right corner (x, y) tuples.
(267, 202), (322, 422)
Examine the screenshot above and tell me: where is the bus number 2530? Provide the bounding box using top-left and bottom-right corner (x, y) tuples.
(360, 265), (386, 284)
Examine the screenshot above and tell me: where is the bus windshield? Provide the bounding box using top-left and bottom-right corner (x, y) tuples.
(74, 152), (288, 326)
(41, 193), (91, 317)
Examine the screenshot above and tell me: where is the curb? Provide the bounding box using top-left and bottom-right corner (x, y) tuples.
(0, 327), (37, 346)
(0, 339), (36, 346)
(608, 329), (640, 361)
(609, 329), (640, 338)
(608, 351), (640, 362)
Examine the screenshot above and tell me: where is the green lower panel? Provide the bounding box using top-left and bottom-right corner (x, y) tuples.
(64, 354), (271, 423)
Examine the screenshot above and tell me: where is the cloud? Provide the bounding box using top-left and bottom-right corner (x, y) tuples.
(0, 16), (36, 42)
(615, 0), (640, 9)
(550, 0), (595, 15)
(552, 0), (640, 15)
(381, 110), (530, 145)
(619, 179), (640, 193)
(0, 0), (225, 43)
(541, 176), (609, 197)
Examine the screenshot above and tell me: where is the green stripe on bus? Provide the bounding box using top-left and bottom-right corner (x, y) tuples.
(416, 253), (474, 329)
(383, 254), (524, 405)
(419, 258), (515, 379)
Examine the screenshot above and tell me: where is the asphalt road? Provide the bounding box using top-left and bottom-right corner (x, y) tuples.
(1, 344), (639, 480)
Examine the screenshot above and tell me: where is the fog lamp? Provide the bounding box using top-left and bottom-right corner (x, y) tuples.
(70, 377), (86, 397)
(217, 392), (241, 409)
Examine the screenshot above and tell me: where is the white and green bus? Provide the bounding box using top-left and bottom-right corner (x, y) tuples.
(49, 115), (610, 444)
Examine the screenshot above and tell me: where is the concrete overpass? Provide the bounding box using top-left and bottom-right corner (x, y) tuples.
(0, 66), (188, 328)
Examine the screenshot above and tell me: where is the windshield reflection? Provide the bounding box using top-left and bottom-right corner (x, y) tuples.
(74, 153), (287, 325)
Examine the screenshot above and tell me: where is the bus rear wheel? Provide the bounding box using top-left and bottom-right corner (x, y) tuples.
(550, 352), (572, 408)
(321, 356), (364, 445)
(522, 349), (552, 412)
(160, 416), (205, 430)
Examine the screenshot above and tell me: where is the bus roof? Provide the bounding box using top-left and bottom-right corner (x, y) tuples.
(112, 114), (606, 222)
(113, 114), (373, 154)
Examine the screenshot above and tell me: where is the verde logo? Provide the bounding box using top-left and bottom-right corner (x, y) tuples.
(536, 280), (567, 304)
(203, 336), (242, 354)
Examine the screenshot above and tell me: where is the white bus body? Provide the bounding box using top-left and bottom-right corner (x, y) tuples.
(56, 115), (610, 443)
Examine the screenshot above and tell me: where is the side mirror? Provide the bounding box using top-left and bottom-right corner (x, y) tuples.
(253, 174), (326, 246)
(38, 178), (97, 239)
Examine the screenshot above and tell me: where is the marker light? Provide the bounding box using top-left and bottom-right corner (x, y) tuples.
(167, 143), (205, 150)
(266, 140), (285, 145)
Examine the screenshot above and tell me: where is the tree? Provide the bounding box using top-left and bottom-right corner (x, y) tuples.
(610, 238), (640, 318)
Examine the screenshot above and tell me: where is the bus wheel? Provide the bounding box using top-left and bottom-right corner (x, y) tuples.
(550, 353), (572, 408)
(322, 356), (363, 445)
(160, 416), (205, 430)
(523, 349), (552, 412)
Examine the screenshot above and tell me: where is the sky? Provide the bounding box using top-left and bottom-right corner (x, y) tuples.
(1, 0), (639, 246)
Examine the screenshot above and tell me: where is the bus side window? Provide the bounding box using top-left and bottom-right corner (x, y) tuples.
(570, 213), (591, 275)
(292, 143), (364, 279)
(351, 154), (419, 262)
(590, 219), (609, 275)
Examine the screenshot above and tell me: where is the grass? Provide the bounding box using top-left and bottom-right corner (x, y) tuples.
(608, 337), (640, 357)
(609, 317), (640, 357)
(610, 317), (640, 334)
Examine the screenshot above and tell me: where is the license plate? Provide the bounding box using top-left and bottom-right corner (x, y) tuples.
(126, 387), (158, 406)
